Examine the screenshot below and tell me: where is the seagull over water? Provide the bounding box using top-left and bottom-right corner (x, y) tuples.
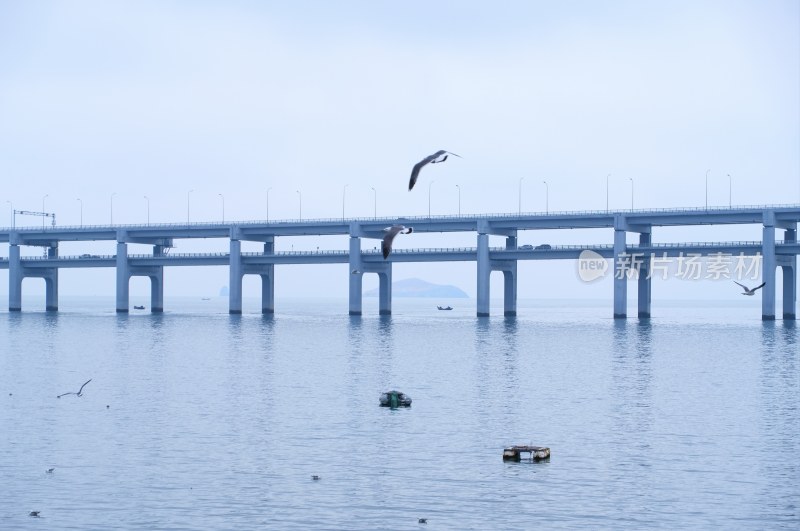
(382, 225), (413, 259)
(57, 379), (92, 398)
(408, 150), (461, 191)
(734, 281), (766, 296)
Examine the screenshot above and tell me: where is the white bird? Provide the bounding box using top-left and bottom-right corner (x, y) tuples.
(57, 379), (92, 398)
(408, 150), (461, 190)
(734, 281), (766, 296)
(382, 225), (413, 259)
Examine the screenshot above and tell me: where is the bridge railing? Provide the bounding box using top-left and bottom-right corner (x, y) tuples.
(2, 203), (799, 232)
(7, 239), (793, 261)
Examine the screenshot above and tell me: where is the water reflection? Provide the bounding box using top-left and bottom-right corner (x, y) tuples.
(609, 319), (654, 500)
(758, 320), (800, 525)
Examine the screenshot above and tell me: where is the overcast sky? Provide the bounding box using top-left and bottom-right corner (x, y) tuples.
(0, 1), (798, 305)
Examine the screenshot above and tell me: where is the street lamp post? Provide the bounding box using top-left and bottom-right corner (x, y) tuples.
(342, 184), (348, 221)
(705, 169), (710, 209)
(144, 196), (150, 225)
(42, 194), (48, 228)
(428, 180), (435, 218)
(296, 190), (302, 220)
(518, 177), (524, 214)
(606, 173), (611, 212)
(76, 198), (83, 226)
(543, 181), (549, 214)
(266, 187), (272, 221)
(187, 189), (193, 224)
(218, 193), (225, 222)
(5, 200), (12, 228)
(370, 187), (376, 219)
(455, 184), (461, 216)
(629, 178), (634, 211)
(110, 193), (116, 225)
(727, 174), (732, 208)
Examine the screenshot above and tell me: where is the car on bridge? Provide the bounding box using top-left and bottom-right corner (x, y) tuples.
(518, 244), (533, 250)
(535, 244), (552, 250)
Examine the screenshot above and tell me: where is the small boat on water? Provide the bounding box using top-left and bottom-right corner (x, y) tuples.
(437, 305), (453, 311)
(133, 305), (145, 310)
(379, 390), (412, 408)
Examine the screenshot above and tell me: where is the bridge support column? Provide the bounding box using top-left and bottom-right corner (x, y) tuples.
(150, 245), (164, 312)
(502, 267), (517, 316)
(260, 239), (275, 314)
(637, 232), (651, 318)
(116, 242), (129, 313)
(348, 236), (362, 315)
(378, 267), (392, 315)
(477, 231), (490, 317)
(9, 244), (21, 311)
(782, 227), (796, 320)
(613, 228), (628, 319)
(44, 245), (58, 311)
(762, 217), (776, 320)
(503, 234), (517, 316)
(229, 239), (243, 314)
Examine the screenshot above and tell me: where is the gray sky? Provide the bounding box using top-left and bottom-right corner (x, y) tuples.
(1, 1), (798, 303)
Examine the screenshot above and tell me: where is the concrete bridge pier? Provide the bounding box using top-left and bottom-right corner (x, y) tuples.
(348, 235), (363, 315)
(613, 226), (628, 319)
(8, 243), (22, 311)
(229, 238), (243, 314)
(762, 215), (776, 320)
(637, 232), (652, 318)
(261, 240), (275, 314)
(115, 242), (129, 313)
(44, 246), (59, 311)
(781, 227), (796, 319)
(476, 231), (491, 317)
(377, 266), (392, 315)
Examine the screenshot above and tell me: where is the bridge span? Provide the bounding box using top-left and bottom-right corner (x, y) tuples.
(1, 204), (798, 319)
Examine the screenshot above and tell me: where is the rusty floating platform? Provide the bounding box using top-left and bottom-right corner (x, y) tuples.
(502, 445), (550, 462)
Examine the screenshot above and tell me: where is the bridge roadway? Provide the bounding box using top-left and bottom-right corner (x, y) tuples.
(0, 204), (798, 319)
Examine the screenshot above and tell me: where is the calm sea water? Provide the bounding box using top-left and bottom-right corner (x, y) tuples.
(1, 297), (798, 530)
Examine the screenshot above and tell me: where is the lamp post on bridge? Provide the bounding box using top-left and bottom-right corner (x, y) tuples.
(42, 194), (48, 228)
(144, 196), (150, 225)
(296, 190), (302, 220)
(727, 174), (732, 208)
(342, 184), (348, 221)
(187, 189), (193, 224)
(218, 193), (225, 222)
(455, 184), (461, 216)
(5, 200), (12, 228)
(629, 178), (634, 211)
(371, 187), (376, 219)
(606, 173), (611, 212)
(705, 169), (710, 210)
(76, 198), (83, 227)
(266, 187), (272, 222)
(110, 193), (116, 225)
(518, 176), (524, 214)
(543, 181), (549, 214)
(428, 180), (435, 218)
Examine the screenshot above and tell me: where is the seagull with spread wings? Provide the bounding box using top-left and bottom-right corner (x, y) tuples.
(382, 225), (413, 259)
(408, 150), (461, 191)
(57, 379), (92, 398)
(734, 281), (766, 296)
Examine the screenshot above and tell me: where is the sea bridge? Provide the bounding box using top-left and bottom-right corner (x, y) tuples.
(0, 204), (798, 319)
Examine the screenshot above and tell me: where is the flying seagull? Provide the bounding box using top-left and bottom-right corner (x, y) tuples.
(734, 281), (766, 296)
(382, 225), (413, 259)
(408, 150), (461, 191)
(57, 379), (92, 398)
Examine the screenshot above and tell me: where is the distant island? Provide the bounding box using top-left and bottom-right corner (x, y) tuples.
(365, 278), (468, 298)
